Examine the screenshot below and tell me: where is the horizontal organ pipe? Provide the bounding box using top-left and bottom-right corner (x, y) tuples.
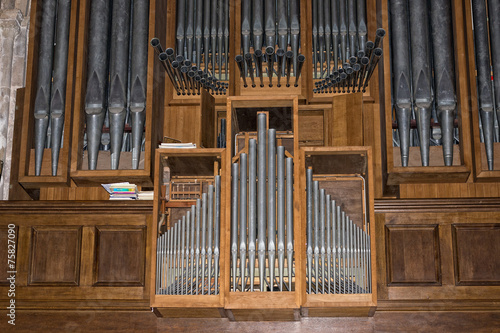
(156, 180), (221, 295)
(305, 169), (371, 294)
(231, 113), (294, 292)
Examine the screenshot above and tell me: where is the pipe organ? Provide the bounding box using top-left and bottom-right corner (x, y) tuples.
(10, 0), (500, 326)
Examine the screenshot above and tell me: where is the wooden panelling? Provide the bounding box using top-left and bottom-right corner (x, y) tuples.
(327, 93), (364, 146)
(164, 105), (202, 145)
(94, 226), (146, 286)
(298, 110), (324, 146)
(453, 224), (500, 285)
(385, 225), (441, 285)
(399, 182), (500, 199)
(0, 226), (17, 285)
(29, 227), (82, 286)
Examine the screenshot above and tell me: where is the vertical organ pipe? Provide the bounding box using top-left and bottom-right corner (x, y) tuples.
(50, 0), (72, 176)
(267, 129), (277, 291)
(277, 146), (286, 291)
(34, 0), (57, 176)
(286, 157), (294, 289)
(257, 113), (267, 292)
(239, 153), (248, 291)
(248, 139), (257, 291)
(231, 163), (239, 291)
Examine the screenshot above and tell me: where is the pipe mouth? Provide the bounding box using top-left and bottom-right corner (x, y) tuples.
(198, 70), (204, 76)
(188, 71), (195, 77)
(254, 49), (263, 57)
(353, 63), (361, 71)
(340, 73), (347, 79)
(165, 48), (174, 56)
(176, 55), (184, 62)
(184, 60), (192, 67)
(191, 66), (198, 72)
(376, 28), (386, 38)
(374, 48), (383, 57)
(276, 48), (285, 57)
(298, 54), (305, 62)
(171, 61), (179, 68)
(349, 56), (357, 64)
(159, 52), (168, 61)
(286, 51), (293, 58)
(150, 38), (160, 47)
(235, 55), (243, 62)
(366, 41), (374, 49)
(265, 46), (275, 55)
(244, 53), (252, 60)
(357, 51), (365, 58)
(361, 57), (370, 65)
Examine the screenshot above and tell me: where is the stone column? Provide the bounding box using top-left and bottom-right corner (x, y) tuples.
(0, 8), (23, 200)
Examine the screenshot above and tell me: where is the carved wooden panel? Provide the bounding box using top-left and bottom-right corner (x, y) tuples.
(386, 225), (441, 285)
(94, 226), (146, 286)
(0, 225), (18, 285)
(29, 226), (82, 285)
(453, 224), (500, 285)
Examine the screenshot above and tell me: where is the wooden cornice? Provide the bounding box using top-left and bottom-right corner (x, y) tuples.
(0, 200), (154, 214)
(375, 198), (500, 213)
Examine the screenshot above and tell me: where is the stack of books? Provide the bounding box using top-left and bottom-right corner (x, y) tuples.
(102, 182), (138, 200)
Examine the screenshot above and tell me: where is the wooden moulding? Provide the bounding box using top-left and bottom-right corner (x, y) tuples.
(299, 147), (377, 317)
(463, 0), (500, 182)
(224, 96), (301, 316)
(151, 148), (226, 317)
(18, 0), (80, 189)
(69, 0), (166, 187)
(308, 0), (380, 104)
(380, 0), (472, 185)
(164, 1), (235, 106)
(232, 0), (308, 99)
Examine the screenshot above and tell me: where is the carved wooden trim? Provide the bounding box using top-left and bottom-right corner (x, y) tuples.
(0, 201), (153, 215)
(375, 198), (500, 213)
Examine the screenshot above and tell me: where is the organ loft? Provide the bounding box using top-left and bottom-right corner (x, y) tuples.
(0, 0), (499, 331)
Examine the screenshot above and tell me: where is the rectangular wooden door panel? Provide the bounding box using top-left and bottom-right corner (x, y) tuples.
(453, 224), (500, 285)
(386, 225), (441, 285)
(29, 226), (82, 286)
(94, 226), (146, 286)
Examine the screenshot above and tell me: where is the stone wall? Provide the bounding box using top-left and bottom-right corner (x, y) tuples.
(0, 0), (29, 200)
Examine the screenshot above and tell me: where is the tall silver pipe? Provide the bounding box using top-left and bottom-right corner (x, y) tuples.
(430, 0), (457, 166)
(211, 0), (218, 75)
(190, 205), (196, 294)
(286, 157), (294, 290)
(320, 188), (326, 294)
(336, 205), (341, 293)
(156, 234), (161, 293)
(203, 0), (211, 73)
(180, 216), (186, 295)
(168, 225), (174, 294)
(129, 0), (149, 170)
(348, 0), (357, 58)
(207, 184), (214, 294)
(339, 0), (348, 64)
(248, 140), (257, 291)
(326, 194), (331, 294)
(201, 193), (208, 294)
(214, 176), (221, 295)
(253, 0), (264, 52)
(173, 222), (179, 294)
(488, 0), (500, 145)
(231, 163), (239, 292)
(306, 168), (313, 294)
(239, 154), (248, 291)
(341, 210), (346, 293)
(313, 181), (320, 294)
(224, 0), (229, 80)
(185, 210), (191, 294)
(195, 0), (203, 67)
(324, 0), (332, 77)
(257, 114), (267, 292)
(331, 0), (340, 71)
(108, 0), (131, 170)
(217, 0), (224, 80)
(277, 0), (288, 54)
(176, 0), (186, 54)
(265, 0), (276, 47)
(472, 0), (495, 170)
(268, 129), (277, 291)
(50, 0), (72, 176)
(312, 0), (318, 78)
(186, 0), (195, 60)
(276, 49), (285, 87)
(34, 0), (57, 176)
(290, 0), (300, 75)
(242, 0), (252, 56)
(277, 146), (285, 291)
(409, 0), (433, 166)
(195, 198), (201, 294)
(357, 0), (367, 53)
(85, 0), (111, 171)
(389, 0), (412, 167)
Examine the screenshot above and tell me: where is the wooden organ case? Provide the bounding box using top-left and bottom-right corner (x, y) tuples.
(0, 0), (499, 329)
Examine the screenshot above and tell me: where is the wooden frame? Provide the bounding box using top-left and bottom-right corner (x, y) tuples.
(379, 0), (472, 185)
(150, 148), (226, 317)
(224, 96), (301, 320)
(299, 146), (377, 317)
(463, 0), (500, 182)
(69, 0), (166, 186)
(18, 0), (80, 189)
